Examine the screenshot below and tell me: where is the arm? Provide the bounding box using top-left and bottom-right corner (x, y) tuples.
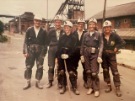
(23, 29), (29, 57)
(43, 30), (48, 55)
(80, 34), (86, 56)
(98, 33), (104, 57)
(115, 33), (126, 52)
(46, 30), (52, 46)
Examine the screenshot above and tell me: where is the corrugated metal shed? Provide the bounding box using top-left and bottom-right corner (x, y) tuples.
(91, 2), (135, 19)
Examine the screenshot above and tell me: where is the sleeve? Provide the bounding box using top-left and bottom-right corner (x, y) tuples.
(55, 36), (63, 58)
(47, 30), (52, 46)
(80, 34), (86, 56)
(43, 30), (48, 55)
(98, 33), (104, 57)
(23, 29), (29, 54)
(115, 33), (126, 50)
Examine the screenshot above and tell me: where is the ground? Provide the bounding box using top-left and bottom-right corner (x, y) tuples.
(0, 32), (135, 101)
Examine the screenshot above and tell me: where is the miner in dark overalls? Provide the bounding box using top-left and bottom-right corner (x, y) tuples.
(102, 20), (125, 97)
(73, 18), (88, 88)
(23, 16), (48, 90)
(80, 18), (103, 97)
(47, 15), (64, 88)
(56, 21), (80, 95)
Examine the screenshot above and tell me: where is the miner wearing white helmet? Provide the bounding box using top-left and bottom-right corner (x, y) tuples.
(47, 15), (65, 88)
(103, 20), (112, 27)
(80, 17), (103, 97)
(72, 18), (88, 89)
(55, 20), (79, 95)
(23, 15), (47, 90)
(34, 15), (42, 21)
(89, 18), (97, 24)
(102, 20), (125, 97)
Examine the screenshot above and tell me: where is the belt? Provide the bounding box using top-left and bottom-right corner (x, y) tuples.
(104, 50), (115, 53)
(85, 47), (98, 54)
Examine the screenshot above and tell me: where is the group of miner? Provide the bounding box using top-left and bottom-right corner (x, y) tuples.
(23, 15), (125, 97)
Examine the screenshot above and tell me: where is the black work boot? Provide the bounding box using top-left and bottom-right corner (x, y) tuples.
(83, 82), (89, 89)
(46, 80), (53, 88)
(23, 80), (31, 90)
(105, 84), (112, 93)
(116, 86), (122, 97)
(59, 86), (66, 94)
(35, 80), (43, 89)
(72, 87), (80, 95)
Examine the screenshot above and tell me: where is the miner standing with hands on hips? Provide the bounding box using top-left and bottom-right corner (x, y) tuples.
(23, 16), (48, 90)
(80, 18), (103, 97)
(102, 20), (125, 97)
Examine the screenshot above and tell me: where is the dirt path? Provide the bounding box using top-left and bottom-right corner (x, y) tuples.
(0, 33), (135, 101)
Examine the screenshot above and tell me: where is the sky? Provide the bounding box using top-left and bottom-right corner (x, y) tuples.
(0, 0), (135, 23)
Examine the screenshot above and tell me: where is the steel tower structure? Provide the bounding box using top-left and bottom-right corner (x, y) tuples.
(54, 0), (85, 21)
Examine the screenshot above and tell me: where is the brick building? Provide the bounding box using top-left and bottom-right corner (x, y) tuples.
(9, 12), (47, 33)
(89, 2), (135, 50)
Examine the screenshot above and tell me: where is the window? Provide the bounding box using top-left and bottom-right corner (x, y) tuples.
(124, 19), (127, 23)
(131, 17), (135, 28)
(115, 19), (121, 28)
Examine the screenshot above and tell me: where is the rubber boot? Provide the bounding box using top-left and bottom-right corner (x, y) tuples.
(83, 82), (89, 89)
(116, 86), (122, 97)
(35, 80), (43, 89)
(46, 80), (53, 88)
(23, 80), (31, 90)
(59, 86), (66, 94)
(72, 87), (80, 95)
(87, 88), (93, 95)
(105, 84), (112, 93)
(94, 91), (100, 97)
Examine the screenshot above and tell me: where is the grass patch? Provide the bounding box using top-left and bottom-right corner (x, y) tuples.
(0, 35), (8, 42)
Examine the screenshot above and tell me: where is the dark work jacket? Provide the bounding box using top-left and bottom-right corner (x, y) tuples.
(80, 31), (103, 57)
(103, 31), (126, 51)
(23, 26), (48, 54)
(56, 33), (77, 58)
(47, 29), (65, 47)
(73, 30), (87, 47)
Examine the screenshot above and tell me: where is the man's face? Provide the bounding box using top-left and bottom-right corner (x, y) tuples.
(64, 25), (71, 35)
(54, 20), (62, 30)
(103, 26), (112, 34)
(88, 22), (96, 32)
(77, 22), (84, 31)
(34, 19), (41, 28)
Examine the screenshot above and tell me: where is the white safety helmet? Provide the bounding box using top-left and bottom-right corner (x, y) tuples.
(54, 15), (63, 21)
(103, 20), (112, 27)
(77, 18), (85, 23)
(88, 18), (97, 24)
(64, 21), (73, 27)
(34, 15), (42, 21)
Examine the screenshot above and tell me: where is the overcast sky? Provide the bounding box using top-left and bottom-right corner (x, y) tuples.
(0, 0), (135, 23)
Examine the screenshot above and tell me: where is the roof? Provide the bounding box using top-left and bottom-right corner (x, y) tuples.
(91, 2), (135, 20)
(9, 12), (34, 22)
(21, 12), (34, 20)
(116, 28), (135, 40)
